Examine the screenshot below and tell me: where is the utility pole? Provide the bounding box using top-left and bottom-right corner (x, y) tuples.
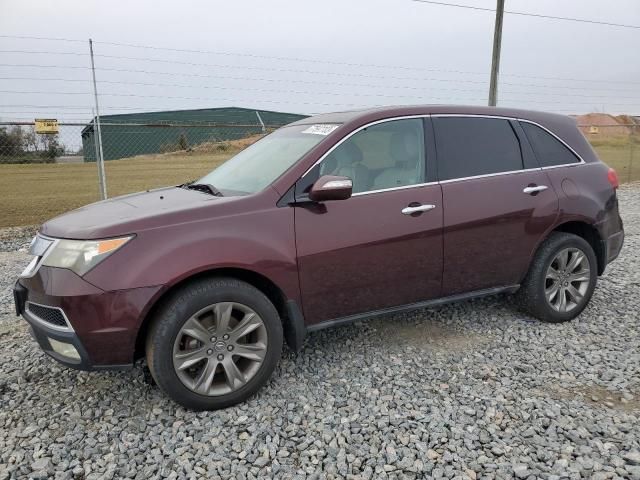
(488, 0), (505, 106)
(89, 38), (108, 200)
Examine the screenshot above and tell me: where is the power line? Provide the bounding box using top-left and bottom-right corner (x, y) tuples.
(0, 91), (375, 108)
(410, 0), (640, 29)
(3, 76), (639, 101)
(0, 104), (95, 109)
(0, 103), (610, 116)
(0, 34), (85, 43)
(1, 64), (638, 95)
(0, 50), (87, 56)
(1, 44), (640, 85)
(5, 89), (640, 108)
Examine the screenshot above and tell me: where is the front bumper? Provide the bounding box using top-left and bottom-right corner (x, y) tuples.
(14, 267), (161, 371)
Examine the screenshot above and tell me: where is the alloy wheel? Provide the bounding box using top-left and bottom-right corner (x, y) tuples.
(544, 247), (591, 313)
(172, 302), (268, 396)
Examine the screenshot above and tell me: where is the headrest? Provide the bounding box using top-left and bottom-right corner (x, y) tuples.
(333, 142), (363, 166)
(390, 131), (419, 162)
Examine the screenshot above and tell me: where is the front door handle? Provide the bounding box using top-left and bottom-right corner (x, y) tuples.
(523, 185), (548, 195)
(401, 204), (436, 215)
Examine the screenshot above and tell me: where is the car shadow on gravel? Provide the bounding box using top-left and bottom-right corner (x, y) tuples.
(302, 294), (517, 355)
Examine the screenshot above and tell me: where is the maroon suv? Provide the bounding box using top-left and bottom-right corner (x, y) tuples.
(14, 105), (624, 410)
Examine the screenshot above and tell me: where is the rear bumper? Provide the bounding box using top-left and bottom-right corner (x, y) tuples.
(604, 230), (624, 265)
(15, 267), (161, 370)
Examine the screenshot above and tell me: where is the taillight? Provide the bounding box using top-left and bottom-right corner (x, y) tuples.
(607, 167), (619, 189)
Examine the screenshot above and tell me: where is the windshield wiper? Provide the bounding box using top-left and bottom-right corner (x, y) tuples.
(180, 181), (224, 197)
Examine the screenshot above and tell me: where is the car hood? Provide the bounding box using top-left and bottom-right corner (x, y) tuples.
(40, 187), (232, 239)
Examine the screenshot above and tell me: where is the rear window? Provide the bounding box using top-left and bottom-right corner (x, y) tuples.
(520, 122), (580, 167)
(433, 117), (523, 181)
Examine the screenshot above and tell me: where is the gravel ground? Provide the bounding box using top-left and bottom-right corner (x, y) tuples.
(1, 185), (639, 480)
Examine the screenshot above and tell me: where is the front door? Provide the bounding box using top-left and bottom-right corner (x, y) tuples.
(293, 118), (443, 326)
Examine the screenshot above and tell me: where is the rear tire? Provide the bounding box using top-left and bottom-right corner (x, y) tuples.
(517, 232), (597, 323)
(146, 277), (283, 410)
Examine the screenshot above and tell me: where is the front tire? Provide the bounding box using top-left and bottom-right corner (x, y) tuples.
(517, 232), (597, 323)
(146, 277), (283, 410)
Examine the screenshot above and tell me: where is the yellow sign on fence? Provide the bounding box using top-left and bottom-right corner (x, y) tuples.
(35, 119), (59, 134)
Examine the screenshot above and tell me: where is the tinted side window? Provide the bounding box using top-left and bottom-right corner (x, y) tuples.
(319, 118), (425, 193)
(433, 117), (523, 181)
(520, 122), (580, 167)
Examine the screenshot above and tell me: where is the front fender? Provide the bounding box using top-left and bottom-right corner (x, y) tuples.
(84, 206), (300, 303)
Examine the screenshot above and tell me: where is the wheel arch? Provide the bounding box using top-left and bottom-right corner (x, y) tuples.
(528, 219), (605, 279)
(133, 267), (305, 361)
(552, 221), (605, 274)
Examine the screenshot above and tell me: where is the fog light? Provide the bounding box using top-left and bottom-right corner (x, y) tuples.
(48, 338), (80, 360)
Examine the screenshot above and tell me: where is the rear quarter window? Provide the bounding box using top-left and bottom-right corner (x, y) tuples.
(520, 121), (581, 167)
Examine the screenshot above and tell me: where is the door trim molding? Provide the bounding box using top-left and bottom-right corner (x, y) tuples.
(306, 284), (520, 332)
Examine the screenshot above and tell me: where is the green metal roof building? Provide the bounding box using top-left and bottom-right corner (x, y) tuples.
(81, 107), (306, 162)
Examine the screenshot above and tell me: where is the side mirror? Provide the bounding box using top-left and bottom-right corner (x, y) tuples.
(308, 175), (353, 202)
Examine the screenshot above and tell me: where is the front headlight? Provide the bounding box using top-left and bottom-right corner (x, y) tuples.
(42, 236), (133, 276)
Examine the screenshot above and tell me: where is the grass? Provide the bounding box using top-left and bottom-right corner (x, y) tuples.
(0, 139), (638, 228)
(592, 144), (639, 183)
(0, 151), (234, 228)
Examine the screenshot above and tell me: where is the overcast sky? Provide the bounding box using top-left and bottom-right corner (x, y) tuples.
(0, 0), (639, 123)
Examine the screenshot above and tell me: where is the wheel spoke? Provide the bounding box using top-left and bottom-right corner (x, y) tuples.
(569, 270), (590, 283)
(566, 251), (585, 273)
(546, 267), (561, 281)
(193, 358), (219, 394)
(556, 250), (569, 270)
(546, 281), (560, 302)
(222, 357), (245, 389)
(558, 287), (568, 312)
(233, 342), (267, 362)
(229, 313), (261, 340)
(174, 347), (207, 371)
(566, 285), (584, 303)
(182, 317), (211, 343)
(214, 302), (233, 334)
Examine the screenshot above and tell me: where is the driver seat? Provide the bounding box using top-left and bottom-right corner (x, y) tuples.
(332, 143), (370, 193)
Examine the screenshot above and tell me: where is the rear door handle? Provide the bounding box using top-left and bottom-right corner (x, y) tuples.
(523, 185), (548, 195)
(402, 204), (436, 215)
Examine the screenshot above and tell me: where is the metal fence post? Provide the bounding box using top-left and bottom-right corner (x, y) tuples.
(89, 39), (108, 200)
(255, 111), (266, 133)
(631, 124), (637, 184)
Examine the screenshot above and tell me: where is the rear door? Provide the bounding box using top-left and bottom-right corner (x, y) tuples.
(433, 115), (559, 296)
(294, 117), (443, 326)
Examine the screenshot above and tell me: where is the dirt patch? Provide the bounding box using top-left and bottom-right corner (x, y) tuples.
(368, 315), (487, 352)
(544, 383), (640, 412)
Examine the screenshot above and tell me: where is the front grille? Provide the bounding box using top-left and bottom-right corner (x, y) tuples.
(26, 302), (69, 329)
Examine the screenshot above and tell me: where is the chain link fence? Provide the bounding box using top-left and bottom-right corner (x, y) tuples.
(0, 120), (281, 227)
(579, 124), (639, 184)
(0, 120), (281, 163)
(0, 120), (638, 228)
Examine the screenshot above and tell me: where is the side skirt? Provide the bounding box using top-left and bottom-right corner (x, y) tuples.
(306, 285), (520, 333)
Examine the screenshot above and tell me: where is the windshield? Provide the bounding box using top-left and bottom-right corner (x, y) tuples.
(198, 124), (336, 195)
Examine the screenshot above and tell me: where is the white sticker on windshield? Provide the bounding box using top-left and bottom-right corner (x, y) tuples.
(302, 124), (339, 136)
